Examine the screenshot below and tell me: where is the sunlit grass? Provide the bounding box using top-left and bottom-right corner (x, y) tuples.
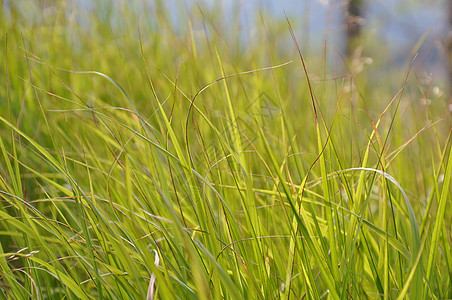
(0, 1), (451, 299)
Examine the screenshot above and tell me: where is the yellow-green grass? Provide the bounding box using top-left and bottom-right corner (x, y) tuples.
(0, 1), (451, 299)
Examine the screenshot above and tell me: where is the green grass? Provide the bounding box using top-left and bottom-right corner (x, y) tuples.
(0, 1), (451, 299)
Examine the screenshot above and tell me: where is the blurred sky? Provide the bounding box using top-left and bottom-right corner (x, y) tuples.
(173, 0), (448, 78)
(53, 0), (451, 79)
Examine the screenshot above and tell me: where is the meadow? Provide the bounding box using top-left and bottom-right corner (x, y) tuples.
(0, 1), (451, 299)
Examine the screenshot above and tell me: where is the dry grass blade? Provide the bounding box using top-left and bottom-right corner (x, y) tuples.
(147, 250), (160, 300)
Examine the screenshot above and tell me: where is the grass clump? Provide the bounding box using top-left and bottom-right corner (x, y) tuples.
(0, 1), (451, 299)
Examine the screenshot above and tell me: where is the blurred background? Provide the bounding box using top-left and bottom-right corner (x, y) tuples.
(2, 0), (451, 108)
(186, 0), (450, 105)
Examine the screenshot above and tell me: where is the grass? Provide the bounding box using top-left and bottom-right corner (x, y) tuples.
(0, 0), (451, 299)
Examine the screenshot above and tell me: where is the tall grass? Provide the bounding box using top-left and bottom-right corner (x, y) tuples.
(0, 1), (451, 299)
